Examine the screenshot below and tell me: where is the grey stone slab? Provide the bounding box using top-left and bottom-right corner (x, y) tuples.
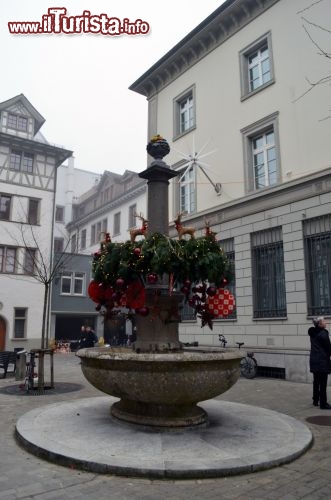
(16, 396), (312, 479)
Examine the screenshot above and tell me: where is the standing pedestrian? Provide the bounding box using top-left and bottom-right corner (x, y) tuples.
(308, 316), (331, 409)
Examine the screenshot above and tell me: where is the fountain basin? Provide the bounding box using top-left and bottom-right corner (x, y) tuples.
(76, 347), (243, 428)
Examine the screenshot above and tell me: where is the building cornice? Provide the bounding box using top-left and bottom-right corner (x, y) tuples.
(130, 0), (280, 99)
(169, 167), (331, 235)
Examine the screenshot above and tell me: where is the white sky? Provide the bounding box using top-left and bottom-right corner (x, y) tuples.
(1, 1), (226, 174)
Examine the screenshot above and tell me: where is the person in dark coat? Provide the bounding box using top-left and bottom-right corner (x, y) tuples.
(79, 326), (98, 348)
(308, 317), (331, 409)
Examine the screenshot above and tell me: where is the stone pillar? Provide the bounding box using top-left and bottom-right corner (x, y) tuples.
(134, 139), (182, 352)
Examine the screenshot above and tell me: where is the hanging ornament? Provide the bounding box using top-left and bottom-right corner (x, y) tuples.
(88, 280), (105, 304)
(206, 288), (235, 318)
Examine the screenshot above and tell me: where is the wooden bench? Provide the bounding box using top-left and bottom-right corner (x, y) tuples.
(0, 351), (18, 378)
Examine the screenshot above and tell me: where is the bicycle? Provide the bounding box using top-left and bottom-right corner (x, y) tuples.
(219, 334), (258, 379)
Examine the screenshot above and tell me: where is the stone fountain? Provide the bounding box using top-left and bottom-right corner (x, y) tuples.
(76, 137), (243, 428)
(16, 138), (312, 478)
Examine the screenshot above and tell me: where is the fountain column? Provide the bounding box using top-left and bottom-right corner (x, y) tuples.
(134, 139), (182, 352)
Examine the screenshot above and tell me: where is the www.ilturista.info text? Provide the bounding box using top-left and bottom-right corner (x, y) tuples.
(8, 8), (150, 35)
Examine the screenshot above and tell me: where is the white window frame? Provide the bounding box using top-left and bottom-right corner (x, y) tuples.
(173, 85), (196, 140)
(54, 237), (64, 253)
(179, 165), (196, 214)
(28, 198), (39, 225)
(239, 32), (275, 100)
(91, 224), (96, 245)
(0, 193), (11, 220)
(241, 112), (280, 193)
(114, 212), (121, 235)
(71, 233), (77, 253)
(55, 205), (65, 223)
(80, 229), (87, 250)
(128, 204), (137, 229)
(9, 150), (34, 173)
(60, 271), (85, 296)
(0, 246), (16, 273)
(7, 113), (28, 132)
(13, 307), (27, 339)
(24, 248), (36, 275)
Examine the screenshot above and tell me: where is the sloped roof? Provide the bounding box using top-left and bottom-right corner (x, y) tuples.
(0, 93), (45, 134)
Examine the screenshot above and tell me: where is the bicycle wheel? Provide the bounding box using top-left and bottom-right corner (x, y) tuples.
(240, 357), (257, 379)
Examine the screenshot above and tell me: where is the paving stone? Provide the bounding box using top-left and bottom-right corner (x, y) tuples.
(1, 353), (331, 499)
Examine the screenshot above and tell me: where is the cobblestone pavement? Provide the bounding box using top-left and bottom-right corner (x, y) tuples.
(0, 353), (330, 500)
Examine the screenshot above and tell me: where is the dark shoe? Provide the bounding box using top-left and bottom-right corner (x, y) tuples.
(320, 403), (331, 409)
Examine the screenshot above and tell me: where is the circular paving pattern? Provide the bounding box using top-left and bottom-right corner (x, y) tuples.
(16, 396), (313, 478)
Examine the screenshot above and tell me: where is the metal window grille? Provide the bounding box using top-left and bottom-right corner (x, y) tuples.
(252, 227), (287, 318)
(303, 215), (331, 316)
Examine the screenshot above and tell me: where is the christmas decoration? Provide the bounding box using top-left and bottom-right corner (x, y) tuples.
(88, 231), (233, 329)
(206, 288), (236, 318)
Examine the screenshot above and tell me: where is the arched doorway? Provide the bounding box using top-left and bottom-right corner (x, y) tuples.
(0, 316), (6, 351)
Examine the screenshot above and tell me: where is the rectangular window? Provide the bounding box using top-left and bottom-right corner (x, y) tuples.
(239, 32), (274, 100)
(22, 153), (34, 173)
(80, 229), (87, 250)
(14, 308), (27, 339)
(179, 165), (196, 214)
(55, 205), (64, 223)
(128, 204), (137, 229)
(54, 237), (64, 253)
(251, 227), (287, 318)
(0, 194), (11, 220)
(9, 150), (34, 173)
(219, 238), (237, 319)
(96, 221), (102, 242)
(91, 225), (96, 245)
(71, 234), (77, 253)
(61, 272), (85, 295)
(73, 272), (84, 295)
(114, 212), (121, 235)
(252, 129), (276, 189)
(24, 248), (36, 275)
(173, 86), (196, 139)
(304, 215), (331, 316)
(8, 113), (28, 131)
(102, 218), (107, 233)
(28, 199), (39, 225)
(241, 112), (280, 193)
(0, 246), (16, 273)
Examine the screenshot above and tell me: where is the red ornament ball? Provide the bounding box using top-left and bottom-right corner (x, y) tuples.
(88, 280), (105, 303)
(134, 247), (141, 256)
(147, 273), (158, 284)
(136, 306), (150, 317)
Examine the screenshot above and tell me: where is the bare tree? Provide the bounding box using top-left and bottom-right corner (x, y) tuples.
(295, 0), (331, 119)
(7, 222), (75, 349)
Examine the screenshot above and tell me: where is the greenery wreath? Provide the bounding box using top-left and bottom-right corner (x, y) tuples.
(88, 232), (234, 329)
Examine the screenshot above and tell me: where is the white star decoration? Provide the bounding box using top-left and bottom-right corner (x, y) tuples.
(173, 136), (222, 194)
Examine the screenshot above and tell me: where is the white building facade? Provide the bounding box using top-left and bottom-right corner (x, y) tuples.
(54, 169), (147, 344)
(130, 0), (331, 381)
(0, 94), (71, 351)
